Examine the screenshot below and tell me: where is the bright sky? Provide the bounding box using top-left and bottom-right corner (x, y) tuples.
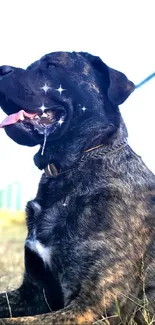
(0, 0), (155, 194)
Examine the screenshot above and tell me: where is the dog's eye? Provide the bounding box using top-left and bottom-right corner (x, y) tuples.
(46, 62), (58, 69)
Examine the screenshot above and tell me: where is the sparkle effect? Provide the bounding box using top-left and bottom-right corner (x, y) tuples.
(40, 83), (51, 93)
(56, 85), (66, 95)
(58, 117), (64, 126)
(39, 104), (48, 112)
(81, 106), (87, 112)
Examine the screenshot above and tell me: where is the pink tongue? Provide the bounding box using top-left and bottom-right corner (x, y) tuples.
(0, 110), (36, 128)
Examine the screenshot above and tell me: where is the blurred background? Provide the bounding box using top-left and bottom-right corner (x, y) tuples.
(0, 0), (154, 290)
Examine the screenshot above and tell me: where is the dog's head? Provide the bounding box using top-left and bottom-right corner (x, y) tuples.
(0, 52), (135, 169)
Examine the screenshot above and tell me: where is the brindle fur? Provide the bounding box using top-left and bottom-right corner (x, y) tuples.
(0, 52), (154, 324)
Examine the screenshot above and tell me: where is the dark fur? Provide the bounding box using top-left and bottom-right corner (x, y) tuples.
(0, 52), (155, 325)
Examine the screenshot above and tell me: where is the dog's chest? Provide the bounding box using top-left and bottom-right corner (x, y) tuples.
(25, 198), (71, 270)
(25, 235), (52, 268)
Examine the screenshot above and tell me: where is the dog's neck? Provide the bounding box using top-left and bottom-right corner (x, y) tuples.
(44, 139), (128, 178)
(34, 117), (128, 177)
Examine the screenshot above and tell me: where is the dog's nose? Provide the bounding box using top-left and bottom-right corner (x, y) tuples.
(0, 65), (13, 77)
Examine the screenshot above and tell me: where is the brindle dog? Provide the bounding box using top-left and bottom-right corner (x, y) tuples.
(0, 52), (154, 325)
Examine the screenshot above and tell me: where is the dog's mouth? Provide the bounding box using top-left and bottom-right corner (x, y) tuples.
(0, 105), (66, 136)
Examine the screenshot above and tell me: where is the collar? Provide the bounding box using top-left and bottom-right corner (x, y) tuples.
(44, 139), (128, 178)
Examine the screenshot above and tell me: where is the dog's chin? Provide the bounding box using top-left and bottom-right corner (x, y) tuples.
(4, 106), (68, 147)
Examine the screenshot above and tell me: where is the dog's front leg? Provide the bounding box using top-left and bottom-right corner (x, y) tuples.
(0, 277), (49, 318)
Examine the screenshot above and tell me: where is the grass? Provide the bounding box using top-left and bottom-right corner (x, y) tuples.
(0, 210), (26, 291)
(0, 211), (154, 324)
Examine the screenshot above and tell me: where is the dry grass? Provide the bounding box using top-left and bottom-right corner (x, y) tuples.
(0, 211), (154, 324)
(0, 210), (26, 291)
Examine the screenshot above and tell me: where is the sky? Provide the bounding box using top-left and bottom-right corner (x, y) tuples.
(0, 0), (155, 198)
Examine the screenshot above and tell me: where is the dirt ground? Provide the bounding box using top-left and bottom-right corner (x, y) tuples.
(0, 221), (26, 292)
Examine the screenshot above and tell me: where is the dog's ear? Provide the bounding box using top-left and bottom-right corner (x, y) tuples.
(81, 53), (135, 105)
(107, 66), (135, 105)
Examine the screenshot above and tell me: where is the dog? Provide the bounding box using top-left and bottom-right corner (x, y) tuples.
(0, 52), (155, 325)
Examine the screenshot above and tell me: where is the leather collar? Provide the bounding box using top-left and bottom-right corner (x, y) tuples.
(44, 140), (128, 178)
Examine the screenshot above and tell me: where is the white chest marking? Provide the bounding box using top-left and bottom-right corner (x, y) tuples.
(27, 239), (51, 267)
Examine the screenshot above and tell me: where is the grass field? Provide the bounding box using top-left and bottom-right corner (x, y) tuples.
(0, 211), (26, 292)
